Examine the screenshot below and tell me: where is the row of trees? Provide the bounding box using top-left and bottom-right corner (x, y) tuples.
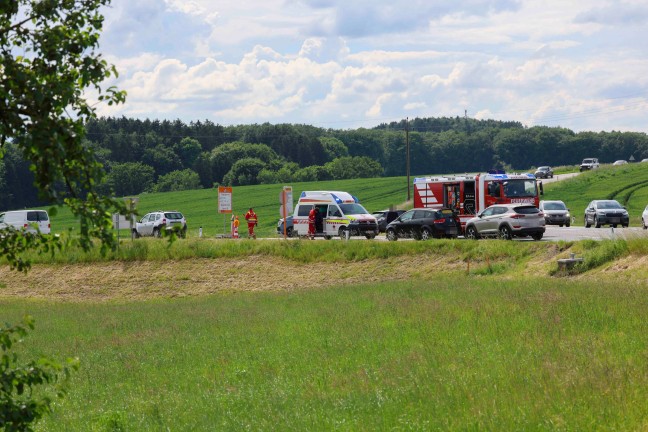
(3, 116), (648, 209)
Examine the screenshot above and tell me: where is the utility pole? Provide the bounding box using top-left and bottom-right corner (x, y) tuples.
(406, 117), (411, 202)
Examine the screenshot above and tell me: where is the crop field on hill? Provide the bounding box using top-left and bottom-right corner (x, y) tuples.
(45, 163), (648, 238)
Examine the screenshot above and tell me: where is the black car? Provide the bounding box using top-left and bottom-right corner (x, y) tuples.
(386, 208), (459, 241)
(534, 166), (553, 179)
(371, 209), (406, 233)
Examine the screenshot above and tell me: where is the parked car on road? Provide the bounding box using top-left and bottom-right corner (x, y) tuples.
(580, 158), (600, 171)
(538, 200), (571, 227)
(276, 216), (295, 237)
(642, 205), (648, 229)
(0, 210), (51, 235)
(464, 203), (545, 240)
(534, 166), (554, 179)
(385, 208), (458, 241)
(133, 210), (187, 238)
(584, 200), (629, 228)
(372, 209), (406, 233)
(613, 160), (628, 166)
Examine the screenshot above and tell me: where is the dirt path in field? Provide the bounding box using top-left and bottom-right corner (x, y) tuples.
(0, 255), (468, 302)
(2, 246), (645, 302)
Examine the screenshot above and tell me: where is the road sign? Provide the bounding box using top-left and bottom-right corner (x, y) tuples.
(218, 186), (232, 213)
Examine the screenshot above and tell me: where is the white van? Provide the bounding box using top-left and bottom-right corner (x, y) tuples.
(0, 210), (51, 234)
(292, 191), (378, 239)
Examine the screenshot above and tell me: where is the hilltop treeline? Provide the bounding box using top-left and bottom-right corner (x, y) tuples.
(2, 116), (648, 209)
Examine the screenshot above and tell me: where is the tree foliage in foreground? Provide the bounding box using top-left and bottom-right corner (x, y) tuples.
(1, 1), (125, 429)
(0, 0), (127, 259)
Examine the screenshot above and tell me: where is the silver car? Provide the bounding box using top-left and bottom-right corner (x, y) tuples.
(464, 203), (545, 241)
(643, 205), (648, 229)
(539, 200), (571, 227)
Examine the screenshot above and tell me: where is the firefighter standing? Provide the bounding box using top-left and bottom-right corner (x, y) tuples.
(308, 206), (318, 240)
(245, 207), (258, 239)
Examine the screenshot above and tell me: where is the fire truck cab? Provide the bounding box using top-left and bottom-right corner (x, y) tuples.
(292, 191), (379, 239)
(413, 171), (540, 232)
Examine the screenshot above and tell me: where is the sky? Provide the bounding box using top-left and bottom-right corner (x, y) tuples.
(94, 0), (648, 132)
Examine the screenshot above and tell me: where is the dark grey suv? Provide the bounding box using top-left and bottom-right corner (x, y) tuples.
(584, 200), (629, 228)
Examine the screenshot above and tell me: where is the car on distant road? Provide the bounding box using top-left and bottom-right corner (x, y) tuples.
(133, 210), (187, 238)
(613, 160), (628, 166)
(534, 166), (554, 179)
(372, 209), (406, 233)
(641, 205), (648, 229)
(642, 158), (648, 163)
(277, 216), (295, 237)
(584, 200), (629, 228)
(385, 208), (458, 241)
(539, 200), (571, 227)
(464, 203), (545, 240)
(580, 158), (600, 171)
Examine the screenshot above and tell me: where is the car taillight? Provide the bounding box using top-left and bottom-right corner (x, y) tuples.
(537, 212), (544, 217)
(23, 223), (28, 228)
(434, 218), (446, 224)
(510, 214), (525, 219)
(48, 223), (51, 228)
(162, 218), (166, 224)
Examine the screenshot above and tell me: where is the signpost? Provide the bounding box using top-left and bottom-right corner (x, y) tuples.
(279, 186), (293, 238)
(218, 186), (233, 237)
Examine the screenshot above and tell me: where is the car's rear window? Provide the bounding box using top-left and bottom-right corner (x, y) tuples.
(514, 206), (540, 214)
(164, 212), (183, 219)
(27, 211), (49, 221)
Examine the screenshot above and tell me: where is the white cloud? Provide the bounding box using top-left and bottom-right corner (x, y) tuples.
(94, 0), (648, 131)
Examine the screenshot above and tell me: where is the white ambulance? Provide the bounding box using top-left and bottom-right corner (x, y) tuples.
(292, 191), (378, 239)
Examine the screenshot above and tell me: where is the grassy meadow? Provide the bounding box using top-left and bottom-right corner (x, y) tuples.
(43, 163), (648, 239)
(2, 165), (648, 430)
(2, 271), (647, 431)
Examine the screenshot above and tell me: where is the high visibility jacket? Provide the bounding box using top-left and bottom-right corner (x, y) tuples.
(245, 211), (257, 224)
(233, 219), (240, 228)
(308, 208), (317, 223)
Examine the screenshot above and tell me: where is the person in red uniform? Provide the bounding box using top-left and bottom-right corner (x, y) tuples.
(244, 207), (258, 239)
(308, 206), (318, 240)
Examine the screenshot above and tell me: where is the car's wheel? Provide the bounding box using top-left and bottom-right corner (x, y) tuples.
(153, 228), (161, 238)
(131, 230), (140, 239)
(531, 232), (543, 241)
(365, 233), (376, 239)
(559, 224), (563, 227)
(566, 222), (571, 227)
(584, 216), (591, 228)
(594, 216), (601, 228)
(612, 224), (618, 228)
(338, 227), (348, 240)
(498, 225), (512, 240)
(420, 228), (432, 241)
(643, 219), (647, 229)
(386, 229), (398, 241)
(465, 225), (479, 240)
(180, 227), (187, 238)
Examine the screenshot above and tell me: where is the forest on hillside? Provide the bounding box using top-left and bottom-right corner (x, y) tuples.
(2, 116), (648, 210)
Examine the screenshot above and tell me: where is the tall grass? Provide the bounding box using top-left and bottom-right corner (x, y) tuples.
(3, 275), (648, 430)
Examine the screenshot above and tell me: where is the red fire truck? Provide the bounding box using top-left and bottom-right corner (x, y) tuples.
(413, 171), (541, 231)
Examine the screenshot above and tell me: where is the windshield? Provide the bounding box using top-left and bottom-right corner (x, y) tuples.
(544, 202), (566, 210)
(502, 179), (536, 198)
(339, 203), (369, 215)
(598, 201), (622, 209)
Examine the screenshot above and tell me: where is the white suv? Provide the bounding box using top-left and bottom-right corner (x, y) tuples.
(133, 211), (187, 238)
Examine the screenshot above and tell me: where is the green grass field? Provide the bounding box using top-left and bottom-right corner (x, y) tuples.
(3, 271), (648, 431)
(45, 163), (648, 239)
(4, 165), (648, 430)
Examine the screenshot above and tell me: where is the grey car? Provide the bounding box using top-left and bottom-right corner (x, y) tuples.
(584, 200), (629, 228)
(464, 203), (545, 241)
(539, 200), (571, 227)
